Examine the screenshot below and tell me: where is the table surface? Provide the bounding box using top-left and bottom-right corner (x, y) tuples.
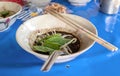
(0, 0), (120, 76)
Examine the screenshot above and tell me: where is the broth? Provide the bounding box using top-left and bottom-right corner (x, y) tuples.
(32, 31), (81, 55)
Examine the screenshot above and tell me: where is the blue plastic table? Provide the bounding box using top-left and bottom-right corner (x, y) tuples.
(0, 0), (120, 76)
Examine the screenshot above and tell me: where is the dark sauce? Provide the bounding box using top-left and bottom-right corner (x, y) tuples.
(33, 31), (81, 55)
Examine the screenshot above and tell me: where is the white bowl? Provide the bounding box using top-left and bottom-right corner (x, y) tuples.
(0, 1), (22, 32)
(16, 14), (97, 63)
(68, 0), (91, 6)
(26, 0), (51, 8)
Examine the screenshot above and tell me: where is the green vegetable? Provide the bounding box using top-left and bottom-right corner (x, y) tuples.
(46, 36), (71, 45)
(40, 33), (61, 42)
(0, 10), (10, 17)
(33, 46), (54, 52)
(43, 40), (61, 50)
(33, 33), (71, 54)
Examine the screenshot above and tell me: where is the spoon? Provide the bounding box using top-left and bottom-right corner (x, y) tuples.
(41, 50), (63, 72)
(41, 37), (76, 72)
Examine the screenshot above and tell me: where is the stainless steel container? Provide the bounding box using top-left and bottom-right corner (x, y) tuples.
(99, 0), (120, 14)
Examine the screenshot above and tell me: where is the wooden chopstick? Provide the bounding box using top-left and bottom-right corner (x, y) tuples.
(46, 9), (118, 51)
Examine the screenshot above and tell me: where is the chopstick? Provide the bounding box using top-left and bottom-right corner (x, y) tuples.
(46, 9), (118, 51)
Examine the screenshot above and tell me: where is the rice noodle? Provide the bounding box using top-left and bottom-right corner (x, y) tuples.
(60, 38), (77, 48)
(66, 46), (72, 53)
(29, 28), (79, 55)
(62, 35), (72, 38)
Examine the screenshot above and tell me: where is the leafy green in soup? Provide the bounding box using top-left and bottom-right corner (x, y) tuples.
(0, 10), (15, 18)
(32, 31), (80, 55)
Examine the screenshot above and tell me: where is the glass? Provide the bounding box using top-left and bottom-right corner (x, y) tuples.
(95, 0), (120, 14)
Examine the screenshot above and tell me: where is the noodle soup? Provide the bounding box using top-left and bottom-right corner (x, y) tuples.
(30, 30), (81, 55)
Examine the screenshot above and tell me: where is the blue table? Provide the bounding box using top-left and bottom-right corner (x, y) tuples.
(0, 0), (120, 76)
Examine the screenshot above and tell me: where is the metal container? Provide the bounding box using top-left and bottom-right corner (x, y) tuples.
(99, 0), (120, 14)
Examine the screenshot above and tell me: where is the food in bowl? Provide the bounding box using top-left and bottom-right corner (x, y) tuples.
(0, 1), (22, 31)
(0, 10), (16, 19)
(29, 28), (81, 55)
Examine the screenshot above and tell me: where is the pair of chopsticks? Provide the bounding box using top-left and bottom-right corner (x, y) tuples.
(46, 8), (118, 51)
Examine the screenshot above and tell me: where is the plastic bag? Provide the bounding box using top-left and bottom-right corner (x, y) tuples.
(43, 2), (73, 14)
